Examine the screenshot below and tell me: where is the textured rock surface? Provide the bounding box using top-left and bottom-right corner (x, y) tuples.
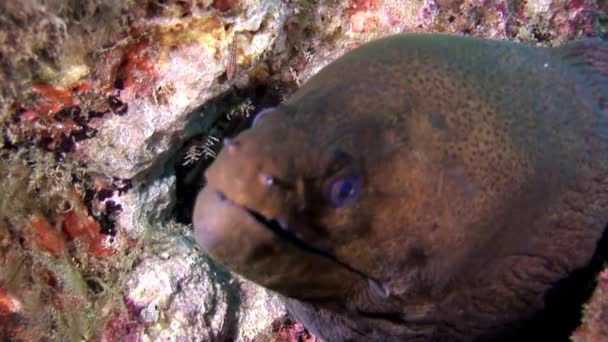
(0, 1), (291, 340)
(78, 0), (287, 179)
(573, 270), (608, 342)
(0, 0), (606, 341)
(120, 233), (286, 341)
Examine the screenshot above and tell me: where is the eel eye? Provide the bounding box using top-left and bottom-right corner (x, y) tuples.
(324, 175), (362, 208)
(252, 107), (276, 128)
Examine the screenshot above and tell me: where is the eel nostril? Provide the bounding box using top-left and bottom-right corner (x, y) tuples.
(216, 191), (227, 202)
(223, 137), (239, 152)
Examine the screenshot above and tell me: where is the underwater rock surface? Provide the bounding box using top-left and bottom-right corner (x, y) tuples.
(0, 0), (606, 341)
(120, 234), (286, 341)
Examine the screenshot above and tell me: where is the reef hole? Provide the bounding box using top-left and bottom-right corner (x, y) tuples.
(174, 83), (285, 225)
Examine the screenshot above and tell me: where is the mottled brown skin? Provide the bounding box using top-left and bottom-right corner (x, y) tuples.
(193, 34), (608, 341)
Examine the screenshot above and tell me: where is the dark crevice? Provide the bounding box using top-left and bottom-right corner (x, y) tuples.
(174, 83), (287, 225)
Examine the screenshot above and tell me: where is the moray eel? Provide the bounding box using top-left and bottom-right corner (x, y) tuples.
(192, 34), (608, 341)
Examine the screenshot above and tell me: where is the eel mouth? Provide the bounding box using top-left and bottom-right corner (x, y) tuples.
(214, 189), (390, 297)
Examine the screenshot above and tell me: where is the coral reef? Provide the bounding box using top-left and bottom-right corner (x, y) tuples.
(0, 0), (290, 340)
(0, 0), (606, 341)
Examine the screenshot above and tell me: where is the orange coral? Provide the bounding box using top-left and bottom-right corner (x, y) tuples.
(31, 82), (76, 116)
(116, 39), (157, 103)
(70, 81), (92, 94)
(16, 81), (91, 151)
(0, 288), (18, 314)
(61, 190), (114, 257)
(30, 214), (66, 256)
(0, 288), (30, 341)
(27, 190), (114, 258)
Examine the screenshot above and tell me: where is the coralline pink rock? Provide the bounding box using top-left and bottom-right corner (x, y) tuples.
(76, 1), (288, 180)
(572, 269), (608, 341)
(119, 234), (286, 341)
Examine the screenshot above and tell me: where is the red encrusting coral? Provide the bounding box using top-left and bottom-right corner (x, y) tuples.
(11, 32), (160, 153)
(271, 316), (319, 342)
(27, 190), (115, 258)
(31, 82), (76, 115)
(30, 214), (66, 256)
(0, 288), (18, 317)
(61, 190), (115, 257)
(14, 80), (98, 152)
(100, 312), (143, 342)
(0, 288), (32, 341)
(566, 0), (586, 11)
(553, 0), (599, 38)
(113, 38), (158, 103)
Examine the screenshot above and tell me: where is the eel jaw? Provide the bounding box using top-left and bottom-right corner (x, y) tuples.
(195, 186), (390, 296)
(210, 189), (392, 298)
